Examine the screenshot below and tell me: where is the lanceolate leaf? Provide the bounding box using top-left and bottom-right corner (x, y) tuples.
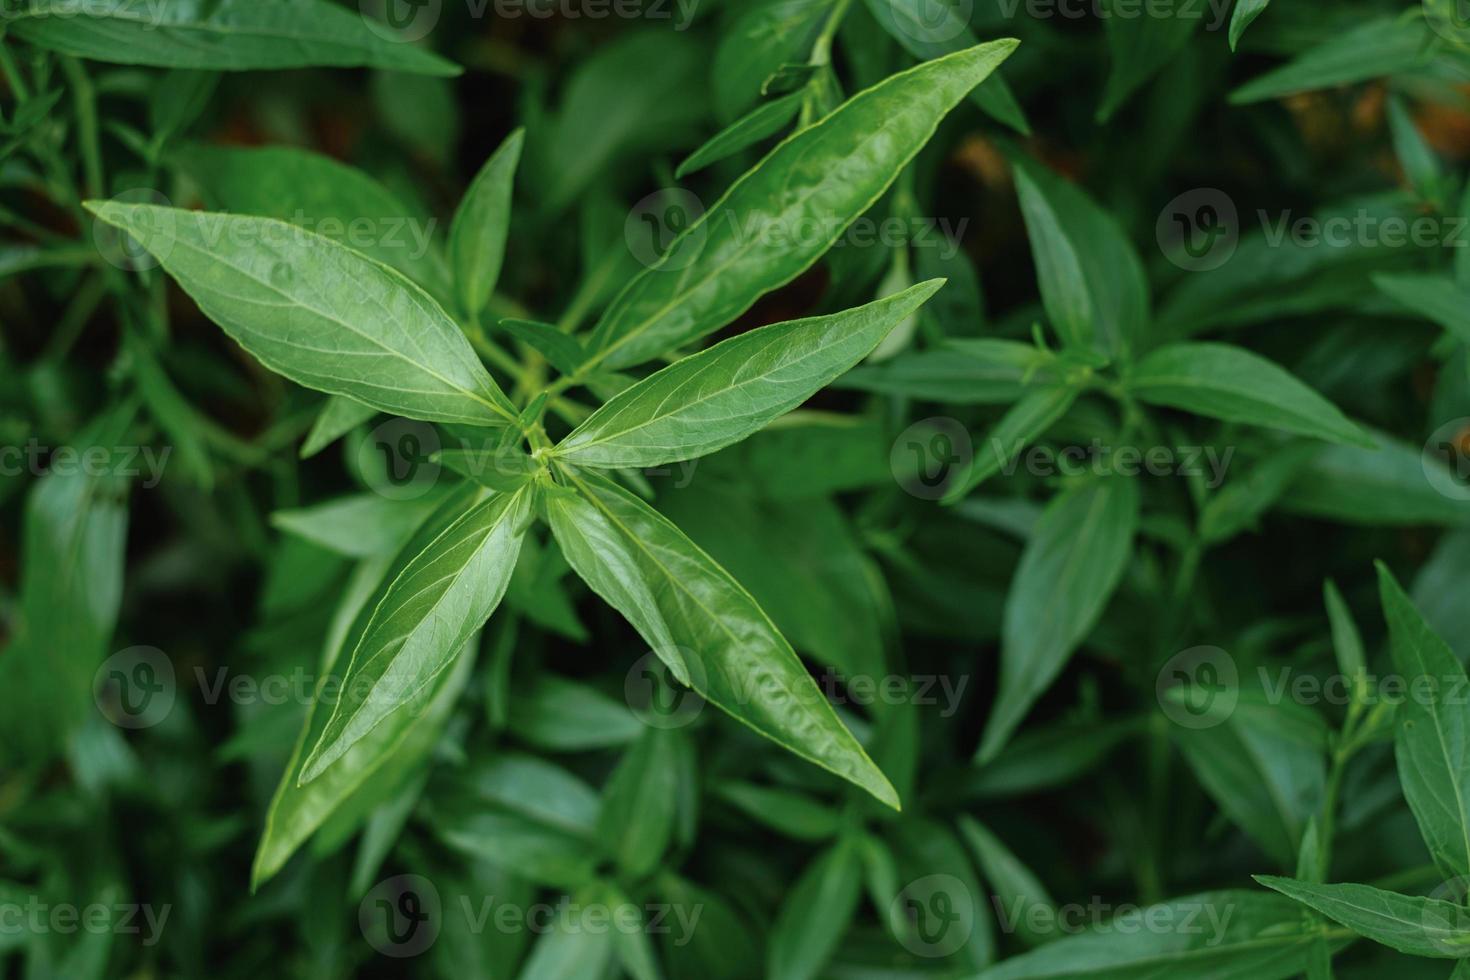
(0, 404), (132, 767)
(973, 891), (1347, 979)
(676, 90), (806, 180)
(585, 39), (1019, 371)
(597, 727), (680, 878)
(8, 0), (461, 75)
(977, 477), (1139, 763)
(251, 554), (474, 888)
(300, 487), (533, 782)
(556, 281), (943, 469)
(840, 339), (1062, 404)
(943, 385), (1081, 502)
(1011, 154), (1149, 357)
(1230, 0), (1273, 49)
(171, 142), (452, 300)
(1126, 342), (1372, 447)
(1230, 17), (1430, 105)
(768, 836), (864, 980)
(86, 202), (519, 427)
(300, 397), (378, 459)
(1256, 876), (1470, 959)
(546, 469), (899, 808)
(1373, 273), (1470, 345)
(450, 129), (524, 319)
(1378, 563), (1470, 881)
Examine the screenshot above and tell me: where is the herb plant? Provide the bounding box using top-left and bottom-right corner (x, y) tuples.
(3, 1), (1470, 978)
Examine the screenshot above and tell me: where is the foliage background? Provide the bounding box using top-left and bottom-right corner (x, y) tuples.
(2, 0), (1470, 978)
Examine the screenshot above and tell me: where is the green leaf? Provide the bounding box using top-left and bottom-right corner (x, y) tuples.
(1323, 580), (1367, 688)
(251, 558), (475, 888)
(676, 90), (805, 179)
(557, 281), (943, 469)
(450, 129), (524, 318)
(85, 202), (518, 427)
(1127, 342), (1372, 447)
(1169, 693), (1325, 867)
(958, 816), (1057, 948)
(586, 39), (1019, 371)
(966, 719), (1142, 795)
(974, 890), (1346, 979)
(1281, 436), (1470, 527)
(1230, 0), (1274, 49)
(768, 836), (864, 980)
(270, 492), (451, 558)
(1387, 95), (1445, 207)
(301, 397), (377, 459)
(496, 319), (588, 377)
(717, 782), (842, 841)
(1011, 154), (1149, 357)
(943, 385), (1081, 502)
(508, 675), (643, 751)
(300, 487), (532, 782)
(8, 0), (460, 75)
(1256, 876), (1470, 959)
(598, 727), (680, 877)
(977, 477), (1139, 763)
(1230, 17), (1430, 105)
(515, 882), (619, 979)
(447, 753), (600, 838)
(840, 339), (1060, 403)
(0, 403), (132, 767)
(1097, 0), (1201, 122)
(169, 141), (451, 298)
(1374, 273), (1470, 345)
(861, 0), (1030, 134)
(546, 469), (899, 808)
(712, 0), (828, 120)
(1378, 563), (1470, 881)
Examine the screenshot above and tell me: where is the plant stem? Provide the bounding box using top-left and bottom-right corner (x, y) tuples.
(58, 56), (103, 200)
